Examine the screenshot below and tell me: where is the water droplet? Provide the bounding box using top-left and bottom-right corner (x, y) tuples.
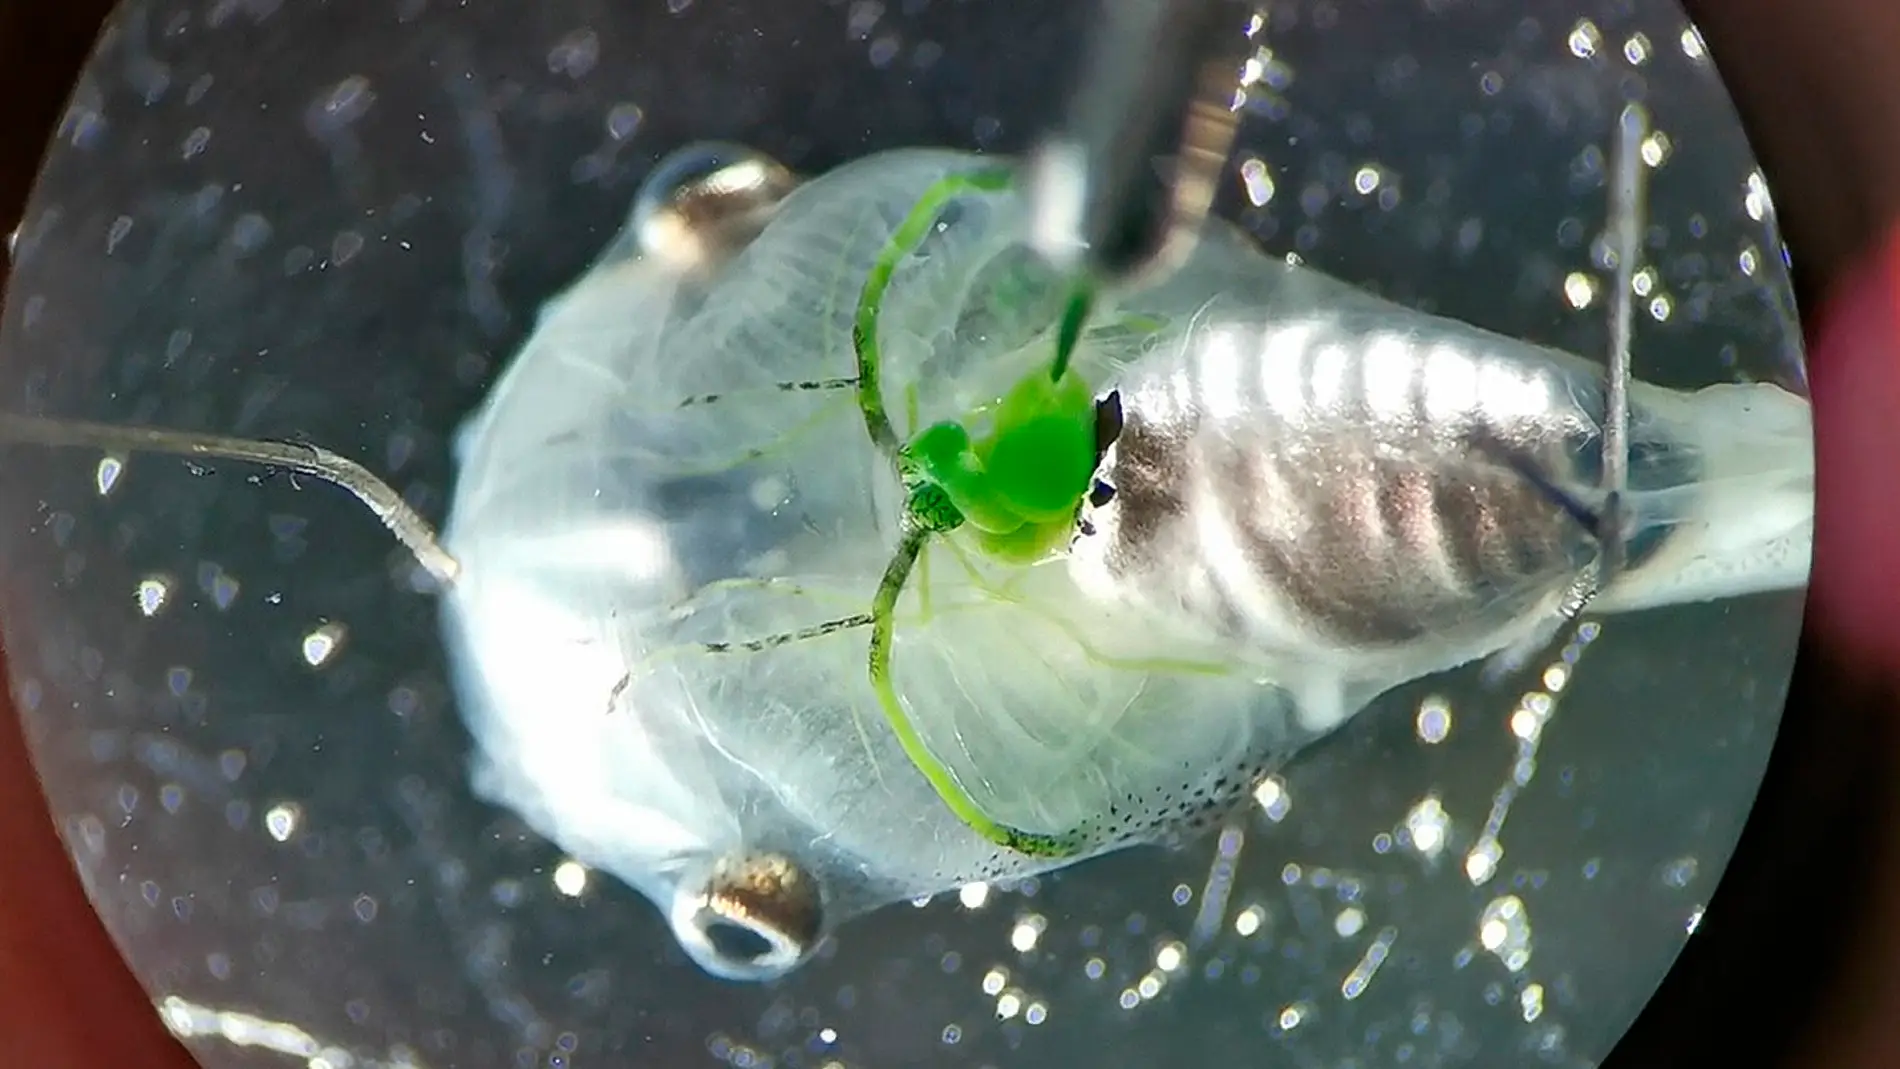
(548, 28), (601, 79)
(95, 456), (124, 495)
(1415, 695), (1453, 742)
(553, 860), (589, 896)
(105, 215), (134, 254)
(1567, 19), (1601, 58)
(1477, 894), (1533, 972)
(307, 75), (375, 138)
(181, 126), (212, 160)
(1239, 157), (1276, 206)
(264, 802), (300, 842)
(301, 622), (347, 667)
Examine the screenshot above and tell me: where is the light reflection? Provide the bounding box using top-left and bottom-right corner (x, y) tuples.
(1640, 131), (1673, 167)
(1239, 157), (1275, 206)
(980, 967), (1007, 996)
(263, 802), (300, 843)
(1521, 982), (1546, 1022)
(1234, 904), (1266, 937)
(135, 575), (172, 617)
(1680, 25), (1708, 59)
(553, 859), (588, 896)
(1744, 170), (1775, 221)
(1478, 894), (1534, 973)
(1340, 926), (1398, 1001)
(94, 455), (123, 495)
(1465, 837), (1503, 884)
(1253, 775), (1291, 821)
(160, 994), (424, 1069)
(1564, 271), (1597, 309)
(300, 621), (347, 667)
(1567, 19), (1602, 58)
(1662, 855), (1699, 888)
(1009, 914), (1046, 953)
(1405, 795), (1451, 858)
(1415, 695), (1453, 743)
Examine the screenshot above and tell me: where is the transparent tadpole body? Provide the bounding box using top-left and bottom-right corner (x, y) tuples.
(439, 147), (1306, 979)
(0, 140), (1813, 985)
(438, 141), (1811, 980)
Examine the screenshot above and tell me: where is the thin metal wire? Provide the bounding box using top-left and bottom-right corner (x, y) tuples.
(1024, 0), (1258, 289)
(1601, 102), (1651, 587)
(0, 411), (462, 586)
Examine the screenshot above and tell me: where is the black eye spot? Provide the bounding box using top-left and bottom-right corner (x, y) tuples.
(1088, 479), (1117, 508)
(1093, 389), (1124, 463)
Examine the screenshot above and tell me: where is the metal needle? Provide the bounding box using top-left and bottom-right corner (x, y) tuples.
(1023, 0), (1258, 291)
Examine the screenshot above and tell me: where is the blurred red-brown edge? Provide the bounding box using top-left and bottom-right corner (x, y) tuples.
(0, 7), (205, 1067)
(4, 2), (1899, 1067)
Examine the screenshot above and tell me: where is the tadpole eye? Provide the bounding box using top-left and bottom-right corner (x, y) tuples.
(669, 852), (824, 982)
(1093, 390), (1124, 463)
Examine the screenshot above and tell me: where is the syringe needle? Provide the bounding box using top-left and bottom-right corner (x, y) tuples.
(1023, 0), (1255, 290)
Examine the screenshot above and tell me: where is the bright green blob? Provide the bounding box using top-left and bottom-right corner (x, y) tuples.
(988, 416), (1097, 521)
(980, 367), (1097, 523)
(904, 421), (1026, 536)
